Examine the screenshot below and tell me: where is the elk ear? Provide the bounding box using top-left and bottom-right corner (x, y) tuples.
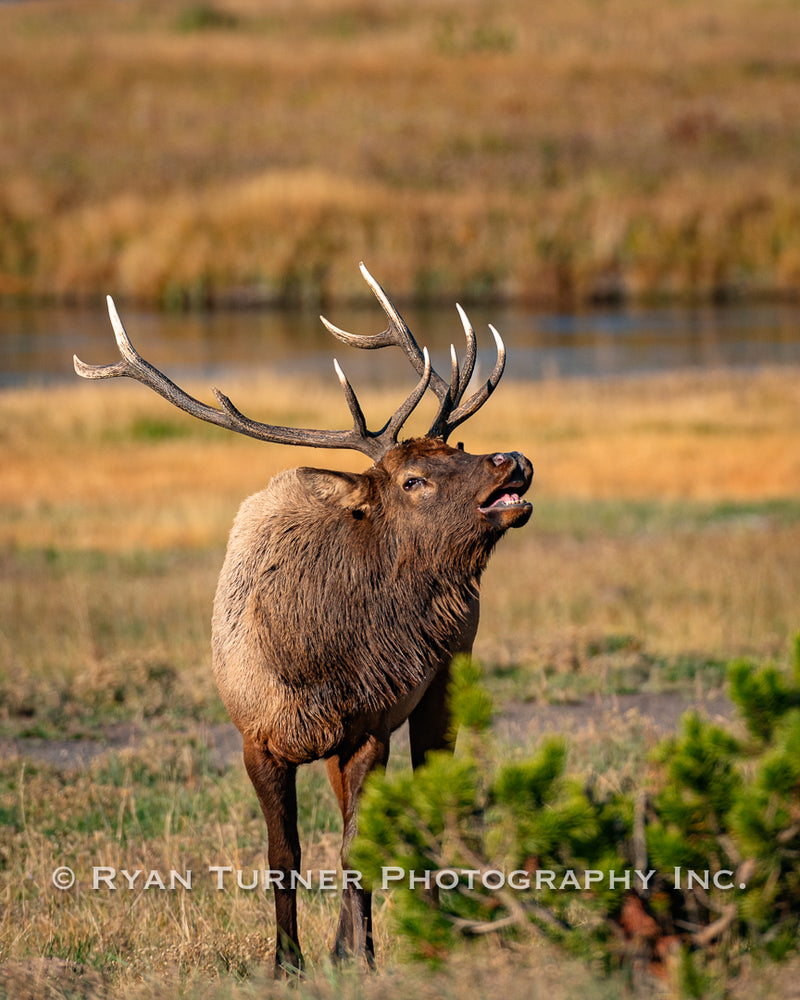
(296, 468), (372, 512)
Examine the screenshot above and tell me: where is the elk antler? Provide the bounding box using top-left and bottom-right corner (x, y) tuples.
(320, 262), (505, 441)
(73, 294), (431, 462)
(74, 264), (505, 460)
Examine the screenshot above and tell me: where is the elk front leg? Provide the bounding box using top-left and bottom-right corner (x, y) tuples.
(408, 659), (457, 769)
(325, 732), (389, 966)
(242, 736), (303, 976)
(409, 600), (479, 769)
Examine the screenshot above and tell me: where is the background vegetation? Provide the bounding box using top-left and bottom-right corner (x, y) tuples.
(1, 365), (800, 998)
(2, 0), (800, 306)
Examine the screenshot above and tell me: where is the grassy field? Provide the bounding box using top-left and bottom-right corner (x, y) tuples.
(2, 0), (800, 306)
(1, 363), (800, 997)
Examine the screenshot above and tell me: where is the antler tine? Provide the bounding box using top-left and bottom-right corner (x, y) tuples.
(74, 296), (232, 433)
(333, 358), (369, 440)
(319, 315), (396, 350)
(449, 343), (460, 396)
(357, 262), (419, 357)
(454, 303), (478, 400)
(442, 325), (506, 433)
(383, 347), (432, 442)
(426, 344), (459, 441)
(320, 263), (451, 402)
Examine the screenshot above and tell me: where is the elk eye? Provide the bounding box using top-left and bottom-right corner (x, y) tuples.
(403, 476), (426, 491)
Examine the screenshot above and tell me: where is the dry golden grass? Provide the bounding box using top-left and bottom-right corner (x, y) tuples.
(3, 0), (800, 304)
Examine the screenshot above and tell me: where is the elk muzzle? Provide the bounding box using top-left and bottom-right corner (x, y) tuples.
(478, 451), (533, 530)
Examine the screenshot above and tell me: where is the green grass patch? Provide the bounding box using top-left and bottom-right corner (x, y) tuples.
(533, 496), (800, 539)
(99, 415), (219, 444)
(522, 640), (728, 703)
(174, 4), (239, 33)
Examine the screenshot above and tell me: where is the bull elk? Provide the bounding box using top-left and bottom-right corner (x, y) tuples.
(74, 263), (533, 974)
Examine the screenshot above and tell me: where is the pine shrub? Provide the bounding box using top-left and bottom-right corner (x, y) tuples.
(352, 635), (800, 988)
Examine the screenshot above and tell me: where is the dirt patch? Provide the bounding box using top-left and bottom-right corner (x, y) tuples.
(496, 690), (734, 747)
(0, 721), (241, 773)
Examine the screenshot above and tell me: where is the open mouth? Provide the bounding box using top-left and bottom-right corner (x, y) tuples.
(478, 485), (532, 515)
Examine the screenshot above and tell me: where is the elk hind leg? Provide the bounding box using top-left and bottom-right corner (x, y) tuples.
(242, 735), (303, 976)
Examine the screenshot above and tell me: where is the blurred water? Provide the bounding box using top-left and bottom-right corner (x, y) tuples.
(2, 298), (800, 390)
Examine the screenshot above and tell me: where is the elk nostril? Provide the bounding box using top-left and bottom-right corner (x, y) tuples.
(491, 453), (506, 467)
